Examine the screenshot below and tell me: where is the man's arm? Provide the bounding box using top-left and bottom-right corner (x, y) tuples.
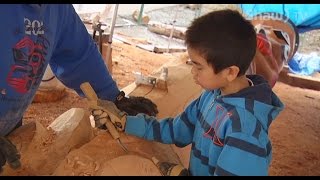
(50, 4), (120, 102)
(49, 5), (158, 116)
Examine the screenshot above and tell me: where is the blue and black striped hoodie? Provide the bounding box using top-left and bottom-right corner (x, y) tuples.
(125, 75), (284, 176)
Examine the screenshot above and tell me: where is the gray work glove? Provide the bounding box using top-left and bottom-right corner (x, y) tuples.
(0, 136), (21, 173)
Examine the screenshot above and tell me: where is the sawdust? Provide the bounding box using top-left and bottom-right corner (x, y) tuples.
(52, 133), (180, 176)
(5, 121), (58, 175)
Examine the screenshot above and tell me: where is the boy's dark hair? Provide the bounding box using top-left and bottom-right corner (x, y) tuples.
(185, 9), (257, 76)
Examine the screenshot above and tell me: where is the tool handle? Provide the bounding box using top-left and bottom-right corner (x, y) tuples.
(80, 82), (98, 101)
(80, 82), (120, 140)
(103, 118), (121, 139)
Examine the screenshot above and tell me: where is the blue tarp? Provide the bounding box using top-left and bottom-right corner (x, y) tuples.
(288, 52), (320, 76)
(239, 4), (320, 33)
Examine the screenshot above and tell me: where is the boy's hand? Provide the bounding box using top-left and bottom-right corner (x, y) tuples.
(114, 91), (158, 116)
(91, 99), (127, 132)
(0, 136), (21, 173)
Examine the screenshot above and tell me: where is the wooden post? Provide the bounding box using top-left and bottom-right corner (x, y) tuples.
(102, 42), (113, 74)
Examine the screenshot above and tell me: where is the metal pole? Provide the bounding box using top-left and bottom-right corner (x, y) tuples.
(106, 4), (119, 73)
(195, 4), (202, 18)
(167, 6), (179, 53)
(138, 4), (145, 25)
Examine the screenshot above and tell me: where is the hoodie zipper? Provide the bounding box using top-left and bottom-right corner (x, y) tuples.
(208, 98), (215, 111)
(208, 90), (222, 111)
(206, 92), (223, 120)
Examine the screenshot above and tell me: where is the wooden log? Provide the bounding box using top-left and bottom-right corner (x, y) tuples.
(132, 10), (150, 25)
(33, 66), (67, 103)
(3, 108), (94, 175)
(97, 155), (161, 175)
(33, 89), (67, 103)
(147, 21), (187, 40)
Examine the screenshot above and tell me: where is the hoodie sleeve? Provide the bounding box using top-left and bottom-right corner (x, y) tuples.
(49, 4), (120, 102)
(214, 132), (269, 176)
(125, 97), (201, 147)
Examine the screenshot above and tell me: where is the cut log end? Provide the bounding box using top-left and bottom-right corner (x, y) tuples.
(33, 89), (67, 103)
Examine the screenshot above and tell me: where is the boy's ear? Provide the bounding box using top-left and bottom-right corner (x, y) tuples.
(225, 65), (240, 82)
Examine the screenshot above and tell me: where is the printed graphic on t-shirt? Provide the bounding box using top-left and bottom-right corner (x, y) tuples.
(5, 17), (49, 94)
(24, 18), (45, 36)
(6, 34), (49, 94)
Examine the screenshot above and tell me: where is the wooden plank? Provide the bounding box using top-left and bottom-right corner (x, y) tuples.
(121, 82), (137, 95)
(154, 45), (186, 53)
(136, 44), (155, 52)
(128, 60), (202, 119)
(113, 34), (135, 45)
(113, 33), (150, 46)
(278, 66), (320, 91)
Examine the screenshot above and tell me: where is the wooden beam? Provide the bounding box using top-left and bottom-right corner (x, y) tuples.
(278, 66), (320, 91)
(147, 21), (186, 40)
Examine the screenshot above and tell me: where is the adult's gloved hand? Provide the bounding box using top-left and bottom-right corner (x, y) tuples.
(114, 91), (158, 116)
(0, 136), (21, 173)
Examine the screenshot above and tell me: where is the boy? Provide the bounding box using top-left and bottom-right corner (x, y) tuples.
(92, 9), (284, 176)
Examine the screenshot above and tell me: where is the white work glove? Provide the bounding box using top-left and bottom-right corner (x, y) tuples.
(90, 99), (127, 132)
